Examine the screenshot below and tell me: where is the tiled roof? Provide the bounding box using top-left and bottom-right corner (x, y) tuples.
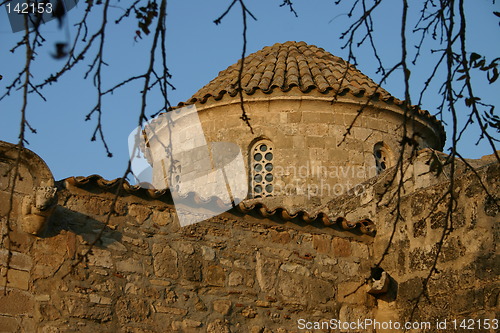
(63, 175), (376, 236)
(187, 41), (389, 103)
(184, 41), (444, 140)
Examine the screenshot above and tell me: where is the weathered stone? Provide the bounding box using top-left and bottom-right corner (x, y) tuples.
(413, 219), (427, 238)
(280, 263), (311, 277)
(35, 294), (50, 302)
(277, 271), (305, 301)
(205, 265), (225, 286)
(308, 278), (335, 304)
(201, 246), (216, 261)
(0, 268), (30, 290)
(180, 257), (202, 282)
(313, 234), (332, 254)
(332, 237), (351, 257)
(255, 252), (280, 292)
(219, 258), (233, 267)
(87, 248), (113, 268)
(40, 326), (61, 333)
(228, 271), (244, 286)
(399, 277), (424, 300)
(269, 230), (291, 244)
(149, 279), (171, 287)
(337, 281), (366, 304)
(336, 259), (359, 277)
(116, 258), (143, 274)
(234, 259), (251, 270)
(128, 204), (152, 224)
(116, 298), (150, 324)
(213, 299), (232, 315)
(409, 246), (438, 271)
(250, 326), (263, 333)
(255, 300), (271, 308)
(178, 242), (195, 255)
(0, 316), (19, 332)
(153, 304), (187, 316)
(122, 235), (148, 250)
(241, 307), (257, 318)
(484, 195), (499, 216)
(183, 319), (202, 328)
(152, 244), (178, 279)
(207, 319), (230, 333)
(89, 294), (113, 305)
(65, 296), (113, 323)
(0, 250), (32, 271)
(430, 211), (447, 229)
(151, 209), (173, 227)
(350, 241), (370, 259)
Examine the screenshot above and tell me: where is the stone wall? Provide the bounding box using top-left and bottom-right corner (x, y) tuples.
(325, 150), (500, 331)
(1, 177), (374, 332)
(0, 142), (498, 333)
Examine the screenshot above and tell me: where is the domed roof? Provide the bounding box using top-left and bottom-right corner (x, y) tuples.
(184, 41), (444, 141)
(187, 41), (392, 104)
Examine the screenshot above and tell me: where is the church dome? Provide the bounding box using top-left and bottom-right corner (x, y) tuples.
(157, 41), (447, 205)
(189, 41), (392, 102)
(184, 41), (444, 143)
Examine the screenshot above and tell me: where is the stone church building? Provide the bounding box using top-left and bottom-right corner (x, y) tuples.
(0, 41), (498, 332)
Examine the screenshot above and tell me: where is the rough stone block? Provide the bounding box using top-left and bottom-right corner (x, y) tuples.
(277, 270), (305, 300)
(183, 319), (202, 328)
(255, 252), (280, 292)
(336, 259), (359, 277)
(201, 246), (216, 261)
(228, 271), (244, 287)
(213, 299), (232, 315)
(313, 234), (332, 254)
(332, 237), (351, 257)
(308, 278), (335, 304)
(269, 230), (291, 244)
(0, 315), (19, 332)
(180, 257), (202, 282)
(0, 289), (33, 316)
(337, 281), (367, 304)
(128, 204), (152, 224)
(116, 298), (150, 323)
(152, 244), (178, 279)
(288, 111), (302, 123)
(280, 263), (311, 277)
(301, 111), (322, 123)
(0, 268), (30, 290)
(207, 319), (230, 333)
(153, 304), (187, 316)
(205, 265), (225, 286)
(0, 250), (32, 271)
(292, 135), (306, 149)
(306, 136), (325, 149)
(350, 241), (370, 259)
(87, 248), (113, 269)
(116, 258), (143, 274)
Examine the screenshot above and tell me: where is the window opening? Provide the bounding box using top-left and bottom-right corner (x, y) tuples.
(250, 140), (274, 198)
(374, 142), (393, 174)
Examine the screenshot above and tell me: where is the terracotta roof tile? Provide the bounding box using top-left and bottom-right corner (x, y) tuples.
(63, 175), (376, 236)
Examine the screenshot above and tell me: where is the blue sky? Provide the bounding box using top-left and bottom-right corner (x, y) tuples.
(1, 0), (499, 181)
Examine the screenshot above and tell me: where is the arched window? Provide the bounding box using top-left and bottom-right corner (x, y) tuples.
(250, 140), (274, 198)
(373, 142), (393, 174)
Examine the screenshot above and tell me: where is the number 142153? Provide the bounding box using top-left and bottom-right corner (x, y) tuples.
(6, 2), (53, 14)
